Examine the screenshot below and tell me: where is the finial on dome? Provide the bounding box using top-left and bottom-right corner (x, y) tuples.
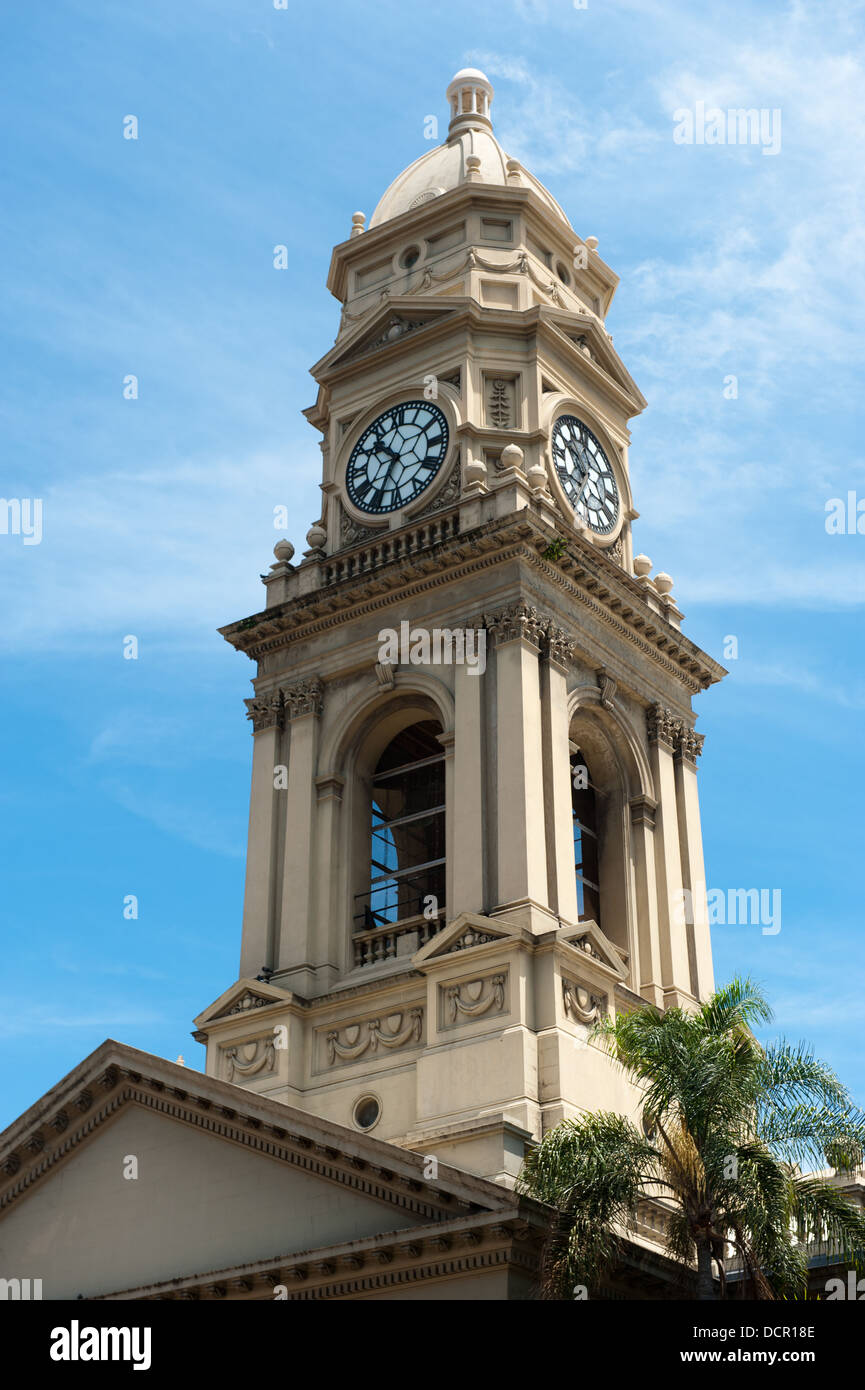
(446, 67), (494, 139)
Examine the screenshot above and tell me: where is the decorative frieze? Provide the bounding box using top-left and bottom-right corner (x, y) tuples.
(227, 990), (273, 1017)
(324, 1008), (423, 1067)
(442, 973), (507, 1026)
(562, 979), (606, 1025)
(223, 1036), (277, 1084)
(411, 463), (462, 518)
(448, 925), (497, 952)
(340, 511), (379, 548)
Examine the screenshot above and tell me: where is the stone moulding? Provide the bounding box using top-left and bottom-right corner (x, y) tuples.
(223, 514), (723, 695)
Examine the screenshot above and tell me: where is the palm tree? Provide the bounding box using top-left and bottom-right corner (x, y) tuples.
(518, 978), (865, 1299)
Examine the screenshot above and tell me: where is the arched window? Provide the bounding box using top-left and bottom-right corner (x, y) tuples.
(356, 719), (446, 935)
(570, 749), (601, 925)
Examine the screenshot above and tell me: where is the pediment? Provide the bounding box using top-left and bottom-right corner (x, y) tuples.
(542, 311), (647, 413)
(314, 300), (458, 376)
(558, 920), (628, 981)
(413, 912), (523, 965)
(0, 1040), (517, 1299)
(193, 977), (295, 1029)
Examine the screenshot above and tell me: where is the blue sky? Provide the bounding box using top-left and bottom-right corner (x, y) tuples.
(1, 0), (864, 1128)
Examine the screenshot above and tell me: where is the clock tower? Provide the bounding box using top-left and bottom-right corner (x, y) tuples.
(193, 69), (726, 1185)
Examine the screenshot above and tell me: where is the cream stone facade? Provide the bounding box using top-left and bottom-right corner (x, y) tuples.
(198, 68), (725, 1186)
(0, 69), (732, 1302)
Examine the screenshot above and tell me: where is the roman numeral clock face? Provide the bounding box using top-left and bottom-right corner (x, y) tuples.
(345, 402), (449, 514)
(551, 415), (620, 536)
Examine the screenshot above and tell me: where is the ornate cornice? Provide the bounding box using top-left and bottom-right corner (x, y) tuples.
(222, 513), (724, 695)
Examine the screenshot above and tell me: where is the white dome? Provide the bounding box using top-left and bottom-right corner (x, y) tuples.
(368, 69), (572, 232)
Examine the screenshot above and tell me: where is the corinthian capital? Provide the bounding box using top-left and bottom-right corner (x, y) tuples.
(646, 703), (681, 749)
(244, 691), (283, 733)
(543, 623), (577, 669)
(483, 601), (545, 649)
(282, 678), (324, 720)
(675, 725), (705, 766)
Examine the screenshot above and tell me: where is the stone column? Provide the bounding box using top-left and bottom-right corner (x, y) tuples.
(449, 635), (486, 919)
(540, 626), (579, 926)
(316, 774), (345, 989)
(486, 602), (549, 917)
(674, 727), (714, 1000)
(647, 704), (693, 1006)
(276, 679), (324, 992)
(628, 794), (665, 1008)
(239, 691), (284, 980)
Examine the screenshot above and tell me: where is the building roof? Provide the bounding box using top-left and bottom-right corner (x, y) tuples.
(368, 68), (573, 232)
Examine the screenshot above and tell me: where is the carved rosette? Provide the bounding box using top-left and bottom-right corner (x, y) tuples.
(325, 1008), (423, 1067)
(483, 601), (545, 650)
(646, 703), (679, 749)
(283, 678), (324, 720)
(562, 979), (606, 1025)
(444, 973), (507, 1025)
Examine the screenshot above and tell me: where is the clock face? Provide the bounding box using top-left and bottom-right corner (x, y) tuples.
(345, 401), (449, 514)
(551, 415), (620, 536)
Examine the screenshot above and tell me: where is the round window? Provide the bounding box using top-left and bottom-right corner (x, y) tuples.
(400, 245), (421, 270)
(555, 260), (571, 286)
(353, 1096), (381, 1130)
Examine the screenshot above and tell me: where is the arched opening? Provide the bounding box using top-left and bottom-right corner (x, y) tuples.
(352, 717), (446, 966)
(570, 749), (601, 925)
(566, 705), (643, 966)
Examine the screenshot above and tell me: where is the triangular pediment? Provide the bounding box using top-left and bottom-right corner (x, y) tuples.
(542, 311), (648, 414)
(558, 920), (628, 980)
(413, 912), (523, 965)
(313, 299), (459, 376)
(0, 1040), (521, 1300)
(193, 977), (295, 1029)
